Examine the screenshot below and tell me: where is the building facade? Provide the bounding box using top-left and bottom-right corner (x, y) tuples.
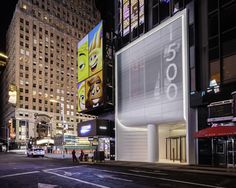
(0, 0), (100, 149)
(114, 0), (236, 166)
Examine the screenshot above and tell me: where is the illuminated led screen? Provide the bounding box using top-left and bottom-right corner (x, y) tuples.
(116, 11), (188, 127)
(121, 0), (144, 36)
(77, 21), (103, 112)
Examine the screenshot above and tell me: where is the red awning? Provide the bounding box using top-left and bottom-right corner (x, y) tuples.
(194, 126), (236, 138)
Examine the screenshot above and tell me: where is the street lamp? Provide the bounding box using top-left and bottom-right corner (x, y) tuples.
(50, 99), (65, 158)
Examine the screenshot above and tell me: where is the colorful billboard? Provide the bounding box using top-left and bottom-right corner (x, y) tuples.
(121, 0), (144, 36)
(78, 21), (103, 112)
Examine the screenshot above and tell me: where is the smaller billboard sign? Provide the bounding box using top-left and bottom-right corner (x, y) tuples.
(77, 119), (114, 137)
(8, 84), (17, 105)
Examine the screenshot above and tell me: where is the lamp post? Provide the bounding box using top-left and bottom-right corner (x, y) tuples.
(50, 99), (65, 158)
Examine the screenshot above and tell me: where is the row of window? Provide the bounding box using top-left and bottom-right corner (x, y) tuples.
(18, 15), (77, 110)
(21, 0), (97, 39)
(17, 113), (95, 124)
(208, 0), (236, 84)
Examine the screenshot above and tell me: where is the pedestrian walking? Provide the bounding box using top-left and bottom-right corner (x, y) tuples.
(72, 149), (78, 162)
(80, 150), (84, 161)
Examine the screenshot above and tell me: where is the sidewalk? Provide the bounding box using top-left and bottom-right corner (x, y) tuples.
(95, 160), (236, 177)
(44, 153), (236, 177)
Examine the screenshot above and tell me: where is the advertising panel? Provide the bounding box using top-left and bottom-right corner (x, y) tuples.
(78, 21), (103, 112)
(85, 71), (103, 109)
(121, 0), (144, 36)
(88, 22), (103, 76)
(78, 36), (89, 83)
(78, 81), (86, 111)
(78, 120), (97, 137)
(8, 84), (17, 105)
(116, 10), (188, 127)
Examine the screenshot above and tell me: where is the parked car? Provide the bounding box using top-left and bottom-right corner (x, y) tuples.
(27, 148), (45, 157)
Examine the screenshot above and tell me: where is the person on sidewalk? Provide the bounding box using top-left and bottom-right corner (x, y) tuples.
(72, 149), (78, 163)
(79, 150), (84, 161)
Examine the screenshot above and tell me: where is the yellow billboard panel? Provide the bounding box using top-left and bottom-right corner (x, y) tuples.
(78, 36), (89, 82)
(78, 81), (86, 112)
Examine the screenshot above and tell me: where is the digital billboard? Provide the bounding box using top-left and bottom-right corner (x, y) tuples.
(121, 0), (144, 36)
(78, 21), (103, 112)
(116, 10), (188, 127)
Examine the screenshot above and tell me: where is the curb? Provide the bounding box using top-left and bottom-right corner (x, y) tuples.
(90, 162), (236, 177)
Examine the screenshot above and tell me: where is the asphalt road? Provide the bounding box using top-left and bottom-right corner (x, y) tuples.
(0, 152), (235, 188)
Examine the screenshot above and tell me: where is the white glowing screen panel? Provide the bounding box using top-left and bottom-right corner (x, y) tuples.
(116, 12), (188, 127)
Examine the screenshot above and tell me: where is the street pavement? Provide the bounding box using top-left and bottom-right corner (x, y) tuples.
(9, 150), (236, 177)
(1, 151), (236, 188)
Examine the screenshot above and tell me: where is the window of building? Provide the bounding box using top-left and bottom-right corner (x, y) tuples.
(223, 55), (236, 83)
(208, 0), (236, 85)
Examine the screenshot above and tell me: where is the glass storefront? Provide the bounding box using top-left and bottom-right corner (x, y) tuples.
(166, 136), (186, 163)
(159, 123), (186, 163)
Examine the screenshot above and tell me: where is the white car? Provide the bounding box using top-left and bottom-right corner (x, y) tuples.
(27, 148), (45, 157)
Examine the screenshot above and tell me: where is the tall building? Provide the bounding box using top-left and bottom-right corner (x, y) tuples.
(0, 0), (100, 149)
(114, 0), (236, 167)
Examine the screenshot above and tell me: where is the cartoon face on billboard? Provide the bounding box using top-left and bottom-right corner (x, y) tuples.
(77, 21), (104, 112)
(88, 21), (103, 76)
(78, 81), (86, 112)
(86, 71), (103, 109)
(78, 36), (89, 82)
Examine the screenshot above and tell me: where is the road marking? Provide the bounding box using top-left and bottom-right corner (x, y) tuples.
(100, 170), (225, 188)
(38, 183), (58, 188)
(129, 169), (168, 176)
(95, 174), (133, 182)
(43, 166), (83, 172)
(0, 171), (40, 179)
(44, 170), (110, 188)
(64, 171), (81, 177)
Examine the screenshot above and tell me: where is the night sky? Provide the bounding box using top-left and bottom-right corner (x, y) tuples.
(0, 0), (18, 52)
(0, 0), (108, 52)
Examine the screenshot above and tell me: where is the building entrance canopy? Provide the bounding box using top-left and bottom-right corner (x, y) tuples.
(194, 126), (236, 138)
